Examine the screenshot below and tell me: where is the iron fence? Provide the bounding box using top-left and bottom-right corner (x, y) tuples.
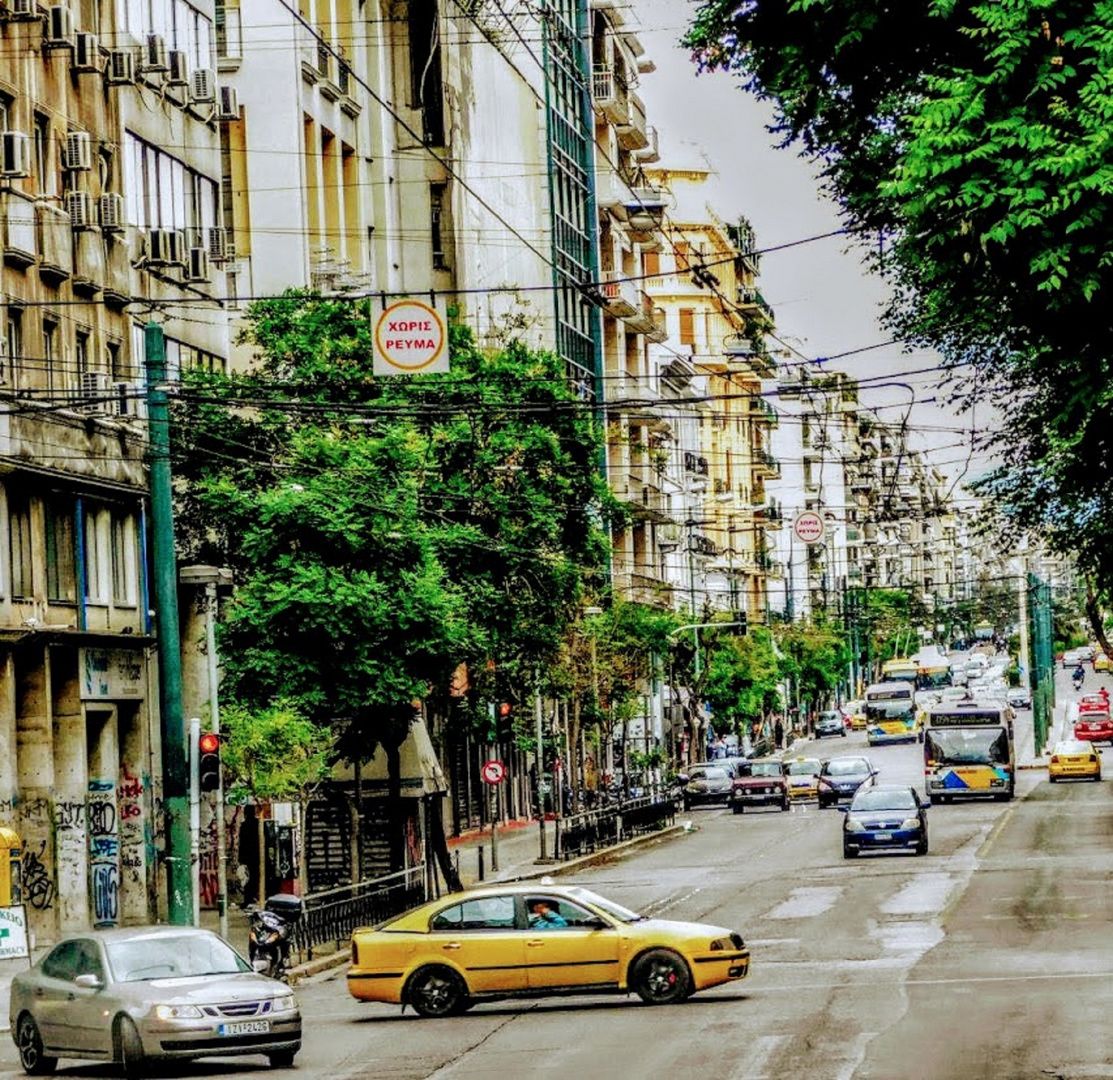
(292, 864), (426, 962)
(554, 794), (677, 861)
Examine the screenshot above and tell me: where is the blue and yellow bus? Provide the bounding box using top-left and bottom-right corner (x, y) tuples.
(864, 681), (920, 745)
(923, 704), (1015, 804)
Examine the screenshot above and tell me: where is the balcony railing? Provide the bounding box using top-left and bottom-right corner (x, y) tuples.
(615, 91), (649, 151)
(592, 65), (629, 124)
(625, 289), (666, 341)
(600, 269), (638, 317)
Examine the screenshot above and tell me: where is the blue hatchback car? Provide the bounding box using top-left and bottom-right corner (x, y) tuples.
(840, 785), (929, 858)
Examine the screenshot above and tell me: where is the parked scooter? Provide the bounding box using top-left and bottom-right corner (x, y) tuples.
(248, 895), (304, 981)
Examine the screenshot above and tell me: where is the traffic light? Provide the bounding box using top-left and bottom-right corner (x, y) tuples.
(496, 702), (512, 738)
(198, 732), (221, 793)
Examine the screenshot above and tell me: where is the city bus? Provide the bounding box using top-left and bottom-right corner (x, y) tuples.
(923, 703), (1015, 804)
(881, 657), (918, 686)
(864, 681), (920, 745)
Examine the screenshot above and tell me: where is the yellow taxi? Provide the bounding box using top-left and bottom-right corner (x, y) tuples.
(783, 756), (822, 800)
(1095, 652), (1113, 672)
(347, 883), (749, 1016)
(1048, 739), (1102, 783)
(845, 701), (868, 730)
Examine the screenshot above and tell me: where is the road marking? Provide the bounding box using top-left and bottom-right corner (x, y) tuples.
(728, 1034), (790, 1078)
(879, 873), (957, 916)
(765, 886), (842, 919)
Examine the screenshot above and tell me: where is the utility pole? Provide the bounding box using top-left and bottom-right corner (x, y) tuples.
(535, 685), (548, 862)
(146, 321), (193, 925)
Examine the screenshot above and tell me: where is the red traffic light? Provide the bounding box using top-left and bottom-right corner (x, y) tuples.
(498, 703), (512, 717)
(199, 732), (221, 754)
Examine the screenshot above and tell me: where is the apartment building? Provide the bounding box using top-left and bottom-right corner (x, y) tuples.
(0, 0), (227, 937)
(638, 165), (776, 626)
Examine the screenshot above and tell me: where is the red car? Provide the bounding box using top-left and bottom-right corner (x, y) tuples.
(1074, 709), (1113, 745)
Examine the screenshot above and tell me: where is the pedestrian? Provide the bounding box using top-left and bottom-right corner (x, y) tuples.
(774, 719), (784, 749)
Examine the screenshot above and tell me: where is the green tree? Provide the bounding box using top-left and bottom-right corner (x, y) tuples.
(777, 621), (850, 723)
(701, 627), (781, 739)
(683, 1), (1113, 622)
(220, 700), (334, 902)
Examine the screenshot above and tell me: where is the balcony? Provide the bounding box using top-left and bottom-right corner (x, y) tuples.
(37, 201), (73, 284)
(756, 504), (783, 530)
(600, 269), (638, 317)
(595, 173), (630, 220)
(615, 91), (649, 151)
(592, 65), (629, 125)
(612, 375), (670, 432)
(749, 395), (778, 427)
(617, 571), (673, 609)
(633, 125), (659, 164)
(753, 448), (780, 478)
(625, 289), (667, 341)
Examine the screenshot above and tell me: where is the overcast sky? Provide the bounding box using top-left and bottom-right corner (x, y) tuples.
(631, 0), (993, 488)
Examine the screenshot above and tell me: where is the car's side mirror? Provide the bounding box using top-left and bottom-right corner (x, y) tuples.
(74, 973), (102, 990)
(921, 800), (931, 810)
(836, 806), (849, 814)
(583, 918), (610, 931)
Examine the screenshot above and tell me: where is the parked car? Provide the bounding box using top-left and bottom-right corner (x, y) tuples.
(1006, 687), (1031, 710)
(817, 756), (878, 808)
(730, 758), (789, 813)
(1048, 739), (1102, 782)
(681, 765), (733, 809)
(840, 785), (929, 858)
(347, 884), (750, 1015)
(815, 711), (847, 739)
(9, 926), (301, 1077)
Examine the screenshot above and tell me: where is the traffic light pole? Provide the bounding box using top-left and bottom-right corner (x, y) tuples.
(146, 321), (194, 925)
(206, 581), (229, 941)
(189, 716), (201, 927)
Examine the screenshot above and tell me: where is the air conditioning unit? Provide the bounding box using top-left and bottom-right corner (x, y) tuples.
(107, 48), (137, 84)
(64, 130), (92, 171)
(185, 246), (209, 282)
(79, 370), (108, 412)
(143, 32), (168, 72)
(0, 131), (31, 178)
(190, 67), (216, 103)
(5, 0), (38, 20)
(65, 190), (96, 228)
(98, 192), (124, 231)
(166, 49), (188, 86)
(208, 225), (231, 263)
(145, 227), (184, 266)
(217, 84), (238, 121)
(73, 31), (100, 71)
(47, 4), (74, 45)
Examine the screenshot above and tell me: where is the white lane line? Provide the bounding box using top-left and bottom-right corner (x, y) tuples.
(728, 1034), (790, 1079)
(879, 872), (957, 916)
(764, 886), (843, 919)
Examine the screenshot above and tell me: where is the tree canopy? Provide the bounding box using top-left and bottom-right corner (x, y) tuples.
(172, 294), (621, 756)
(684, 0), (1113, 594)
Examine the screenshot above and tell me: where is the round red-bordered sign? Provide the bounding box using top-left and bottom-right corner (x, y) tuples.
(481, 759), (506, 785)
(793, 511), (825, 545)
(373, 299), (448, 373)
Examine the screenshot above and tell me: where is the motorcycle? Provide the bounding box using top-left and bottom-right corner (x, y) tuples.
(1073, 671), (1085, 692)
(248, 895), (304, 981)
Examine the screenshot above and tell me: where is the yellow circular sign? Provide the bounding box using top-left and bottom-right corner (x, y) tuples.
(374, 300), (447, 372)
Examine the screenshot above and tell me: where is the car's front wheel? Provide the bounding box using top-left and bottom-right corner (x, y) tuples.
(631, 948), (692, 1005)
(406, 965), (469, 1018)
(16, 1014), (56, 1076)
(115, 1015), (144, 1079)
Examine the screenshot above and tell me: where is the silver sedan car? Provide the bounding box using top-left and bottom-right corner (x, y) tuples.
(9, 925), (301, 1076)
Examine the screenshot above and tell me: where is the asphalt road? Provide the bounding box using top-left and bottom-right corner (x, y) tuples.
(4, 675), (1112, 1079)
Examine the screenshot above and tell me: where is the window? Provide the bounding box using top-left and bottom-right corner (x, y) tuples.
(42, 941), (83, 982)
(430, 183), (447, 270)
(642, 251), (660, 276)
(525, 897), (601, 931)
(111, 512), (138, 605)
(33, 114), (56, 197)
(430, 895), (516, 931)
(678, 308), (695, 346)
(674, 242), (691, 272)
(83, 503), (109, 603)
(45, 497), (76, 602)
(42, 319), (58, 396)
(107, 341), (125, 381)
(6, 309), (22, 387)
(216, 0), (242, 60)
(7, 491), (31, 598)
(75, 330), (91, 384)
(124, 133), (218, 235)
(123, 0), (212, 67)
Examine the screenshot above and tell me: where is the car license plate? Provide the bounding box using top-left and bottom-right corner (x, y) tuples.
(873, 832), (892, 840)
(219, 1020), (270, 1037)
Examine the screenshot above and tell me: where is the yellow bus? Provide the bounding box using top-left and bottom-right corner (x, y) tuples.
(923, 704), (1015, 804)
(881, 657), (918, 685)
(864, 681), (920, 745)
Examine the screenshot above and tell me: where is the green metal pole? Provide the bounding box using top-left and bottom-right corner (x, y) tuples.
(146, 321), (193, 924)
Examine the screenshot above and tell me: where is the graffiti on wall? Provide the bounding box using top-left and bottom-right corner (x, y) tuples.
(22, 840), (54, 910)
(88, 779), (119, 926)
(199, 804), (241, 909)
(118, 769), (146, 895)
